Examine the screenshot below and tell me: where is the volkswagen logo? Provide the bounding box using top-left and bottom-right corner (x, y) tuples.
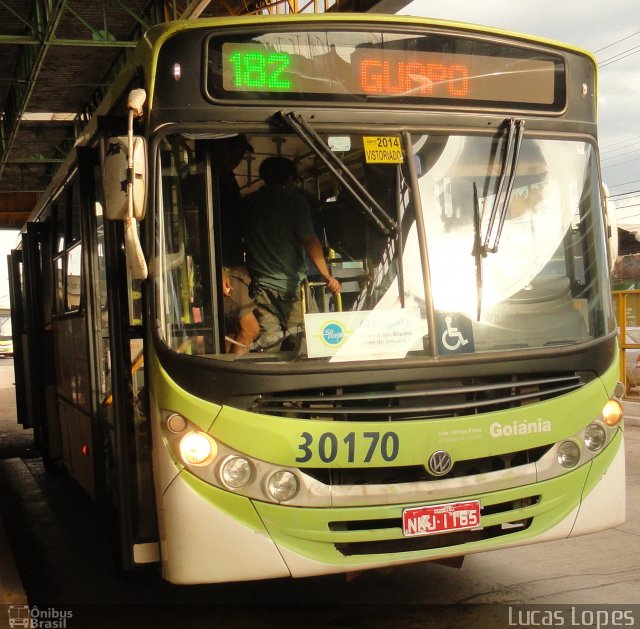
(428, 450), (453, 476)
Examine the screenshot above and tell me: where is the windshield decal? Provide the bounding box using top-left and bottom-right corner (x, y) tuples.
(435, 312), (475, 355)
(363, 136), (404, 163)
(304, 309), (426, 360)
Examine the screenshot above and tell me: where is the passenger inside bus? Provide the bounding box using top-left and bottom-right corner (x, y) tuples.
(242, 156), (341, 351)
(212, 135), (260, 353)
(321, 163), (392, 268)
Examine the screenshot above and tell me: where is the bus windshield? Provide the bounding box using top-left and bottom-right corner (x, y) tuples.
(414, 134), (614, 352)
(154, 130), (614, 362)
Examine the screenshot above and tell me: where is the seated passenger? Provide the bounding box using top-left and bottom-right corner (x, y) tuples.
(211, 135), (260, 353)
(242, 156), (341, 350)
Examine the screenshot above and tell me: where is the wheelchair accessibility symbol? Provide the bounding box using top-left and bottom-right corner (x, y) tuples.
(435, 312), (475, 354)
(441, 316), (469, 351)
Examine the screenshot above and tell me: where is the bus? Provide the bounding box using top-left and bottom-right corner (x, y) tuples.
(9, 13), (624, 584)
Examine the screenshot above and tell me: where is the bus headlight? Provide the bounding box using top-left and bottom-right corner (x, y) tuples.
(266, 471), (299, 502)
(602, 399), (623, 426)
(557, 441), (581, 468)
(167, 413), (187, 433)
(179, 431), (217, 466)
(584, 423), (607, 451)
(220, 456), (253, 488)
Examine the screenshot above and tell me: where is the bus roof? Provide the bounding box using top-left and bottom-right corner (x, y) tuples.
(141, 13), (597, 66)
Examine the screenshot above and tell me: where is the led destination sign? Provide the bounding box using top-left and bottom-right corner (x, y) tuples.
(210, 32), (564, 109)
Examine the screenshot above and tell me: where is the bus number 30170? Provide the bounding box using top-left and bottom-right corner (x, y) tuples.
(295, 431), (400, 463)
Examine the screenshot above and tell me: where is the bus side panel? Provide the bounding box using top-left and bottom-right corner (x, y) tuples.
(52, 316), (95, 498)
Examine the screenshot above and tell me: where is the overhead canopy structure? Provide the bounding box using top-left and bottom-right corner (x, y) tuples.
(0, 0), (410, 230)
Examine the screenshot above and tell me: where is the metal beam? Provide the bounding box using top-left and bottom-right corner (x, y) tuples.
(180, 0), (213, 19)
(4, 158), (64, 164)
(115, 0), (152, 30)
(0, 36), (137, 47)
(0, 35), (37, 45)
(0, 0), (70, 180)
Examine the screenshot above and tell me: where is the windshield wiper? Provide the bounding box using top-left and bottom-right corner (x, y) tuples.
(471, 118), (524, 320)
(472, 182), (483, 321)
(480, 118), (525, 255)
(276, 110), (397, 237)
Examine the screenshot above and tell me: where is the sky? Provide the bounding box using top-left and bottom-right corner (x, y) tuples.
(398, 0), (640, 226)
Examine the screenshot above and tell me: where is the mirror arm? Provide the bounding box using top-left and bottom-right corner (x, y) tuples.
(125, 89), (148, 280)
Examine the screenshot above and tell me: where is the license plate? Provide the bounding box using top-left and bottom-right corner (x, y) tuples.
(402, 500), (481, 537)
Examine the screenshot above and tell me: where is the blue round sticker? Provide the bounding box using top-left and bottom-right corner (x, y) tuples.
(321, 322), (346, 346)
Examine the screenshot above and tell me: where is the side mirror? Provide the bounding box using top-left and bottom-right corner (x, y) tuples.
(104, 135), (147, 221)
(103, 88), (148, 280)
(104, 135), (148, 280)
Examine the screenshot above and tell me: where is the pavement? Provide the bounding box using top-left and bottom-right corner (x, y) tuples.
(0, 366), (28, 607)
(623, 398), (640, 427)
(0, 507), (25, 605)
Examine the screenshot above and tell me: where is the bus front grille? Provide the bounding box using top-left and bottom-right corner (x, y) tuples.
(331, 495), (540, 556)
(334, 520), (533, 556)
(302, 445), (550, 485)
(250, 372), (583, 421)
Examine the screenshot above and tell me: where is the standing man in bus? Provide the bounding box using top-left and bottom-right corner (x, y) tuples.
(212, 135), (260, 353)
(243, 156), (341, 350)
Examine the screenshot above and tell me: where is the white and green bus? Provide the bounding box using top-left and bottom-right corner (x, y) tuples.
(9, 13), (624, 584)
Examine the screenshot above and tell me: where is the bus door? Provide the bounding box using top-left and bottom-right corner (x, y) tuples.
(87, 133), (158, 571)
(8, 248), (28, 429)
(8, 223), (61, 463)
